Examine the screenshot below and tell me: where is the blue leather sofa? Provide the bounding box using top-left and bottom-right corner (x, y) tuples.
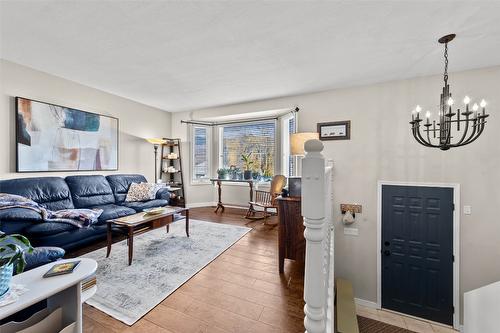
(0, 174), (170, 251)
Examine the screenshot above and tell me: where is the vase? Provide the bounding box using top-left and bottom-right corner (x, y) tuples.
(244, 170), (252, 180)
(0, 264), (13, 298)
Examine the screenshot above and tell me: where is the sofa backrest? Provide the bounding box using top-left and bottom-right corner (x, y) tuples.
(0, 177), (74, 211)
(106, 174), (147, 203)
(65, 175), (115, 208)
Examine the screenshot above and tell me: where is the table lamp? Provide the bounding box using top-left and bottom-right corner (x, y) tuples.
(289, 132), (319, 196)
(146, 138), (166, 182)
(290, 132), (319, 156)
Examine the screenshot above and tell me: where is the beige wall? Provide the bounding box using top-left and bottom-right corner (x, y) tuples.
(0, 60), (171, 181)
(175, 66), (500, 322)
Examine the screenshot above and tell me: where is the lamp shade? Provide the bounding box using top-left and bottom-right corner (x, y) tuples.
(146, 138), (166, 145)
(290, 132), (319, 156)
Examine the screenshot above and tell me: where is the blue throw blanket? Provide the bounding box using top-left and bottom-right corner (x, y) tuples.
(0, 193), (102, 228)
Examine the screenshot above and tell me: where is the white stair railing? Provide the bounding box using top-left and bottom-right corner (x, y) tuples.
(302, 139), (334, 333)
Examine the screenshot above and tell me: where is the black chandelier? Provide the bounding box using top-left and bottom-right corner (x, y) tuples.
(410, 34), (489, 150)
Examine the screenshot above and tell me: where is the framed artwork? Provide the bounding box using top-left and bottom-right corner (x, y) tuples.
(317, 120), (351, 141)
(16, 97), (119, 172)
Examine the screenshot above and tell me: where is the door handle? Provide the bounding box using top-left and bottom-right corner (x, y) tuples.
(384, 241), (390, 247)
(384, 250), (391, 256)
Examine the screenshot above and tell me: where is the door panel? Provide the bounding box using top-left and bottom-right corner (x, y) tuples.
(382, 185), (453, 325)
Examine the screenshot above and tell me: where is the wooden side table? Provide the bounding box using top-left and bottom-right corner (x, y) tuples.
(276, 196), (305, 273)
(210, 179), (255, 213)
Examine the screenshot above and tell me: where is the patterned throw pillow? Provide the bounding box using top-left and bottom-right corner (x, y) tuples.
(125, 183), (154, 202)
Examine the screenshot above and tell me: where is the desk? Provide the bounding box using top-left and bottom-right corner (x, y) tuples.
(210, 179), (255, 213)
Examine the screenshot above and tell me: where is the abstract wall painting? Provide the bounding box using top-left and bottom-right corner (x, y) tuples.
(16, 97), (119, 172)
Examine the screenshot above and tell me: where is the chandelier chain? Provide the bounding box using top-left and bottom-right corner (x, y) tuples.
(443, 42), (449, 84)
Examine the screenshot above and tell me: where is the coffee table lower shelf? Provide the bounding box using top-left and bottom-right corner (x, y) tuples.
(106, 207), (189, 265)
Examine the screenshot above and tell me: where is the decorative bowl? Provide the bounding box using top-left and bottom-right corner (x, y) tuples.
(143, 207), (165, 215)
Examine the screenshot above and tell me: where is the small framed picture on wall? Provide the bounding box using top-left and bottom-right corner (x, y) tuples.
(317, 121), (351, 140)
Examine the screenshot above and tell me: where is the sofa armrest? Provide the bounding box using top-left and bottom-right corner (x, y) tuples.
(156, 187), (173, 201)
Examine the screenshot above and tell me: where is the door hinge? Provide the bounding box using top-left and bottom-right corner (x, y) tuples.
(452, 305), (455, 314)
(452, 203), (455, 211)
(452, 255), (455, 262)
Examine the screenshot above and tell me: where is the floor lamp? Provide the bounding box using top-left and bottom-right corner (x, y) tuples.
(146, 138), (166, 183)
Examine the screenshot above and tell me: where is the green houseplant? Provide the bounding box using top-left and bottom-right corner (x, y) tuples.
(0, 234), (33, 297)
(216, 168), (229, 180)
(241, 153), (254, 180)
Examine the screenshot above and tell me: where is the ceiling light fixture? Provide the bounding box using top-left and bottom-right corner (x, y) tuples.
(410, 34), (489, 150)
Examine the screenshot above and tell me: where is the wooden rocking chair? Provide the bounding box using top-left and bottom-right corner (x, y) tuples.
(245, 175), (286, 222)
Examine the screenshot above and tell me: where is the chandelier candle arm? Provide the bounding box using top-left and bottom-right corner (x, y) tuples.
(409, 34), (489, 150)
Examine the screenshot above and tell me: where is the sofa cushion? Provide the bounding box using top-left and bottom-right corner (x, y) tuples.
(0, 207), (43, 222)
(25, 222), (77, 236)
(106, 174), (147, 203)
(89, 204), (136, 222)
(0, 177), (74, 211)
(0, 220), (34, 235)
(24, 247), (65, 271)
(65, 175), (115, 208)
(121, 199), (170, 212)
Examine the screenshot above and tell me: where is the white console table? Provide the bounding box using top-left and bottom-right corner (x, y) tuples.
(464, 280), (500, 333)
(0, 258), (97, 333)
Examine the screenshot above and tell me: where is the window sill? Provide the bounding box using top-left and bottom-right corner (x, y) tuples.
(210, 181), (271, 189)
(190, 181), (212, 186)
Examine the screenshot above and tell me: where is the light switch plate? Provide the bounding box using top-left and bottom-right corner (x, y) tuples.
(463, 205), (472, 215)
(344, 227), (359, 236)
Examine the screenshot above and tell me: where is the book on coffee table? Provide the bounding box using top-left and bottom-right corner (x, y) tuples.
(43, 261), (81, 278)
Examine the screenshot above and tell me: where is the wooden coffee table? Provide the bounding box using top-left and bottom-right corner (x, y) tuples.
(106, 206), (189, 265)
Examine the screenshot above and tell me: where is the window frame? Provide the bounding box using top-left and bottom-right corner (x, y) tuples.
(190, 125), (212, 185)
(217, 119), (278, 183)
(280, 113), (297, 177)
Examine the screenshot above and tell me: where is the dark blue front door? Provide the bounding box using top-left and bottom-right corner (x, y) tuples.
(382, 185), (454, 325)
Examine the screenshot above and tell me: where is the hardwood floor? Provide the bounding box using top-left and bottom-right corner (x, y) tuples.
(81, 207), (306, 333)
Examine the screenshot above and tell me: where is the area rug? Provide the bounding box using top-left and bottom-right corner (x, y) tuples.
(358, 315), (417, 333)
(81, 219), (251, 325)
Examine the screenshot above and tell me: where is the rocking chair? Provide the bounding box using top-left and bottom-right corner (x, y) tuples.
(245, 175), (286, 222)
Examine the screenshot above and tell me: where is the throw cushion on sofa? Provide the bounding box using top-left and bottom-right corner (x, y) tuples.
(125, 183), (154, 202)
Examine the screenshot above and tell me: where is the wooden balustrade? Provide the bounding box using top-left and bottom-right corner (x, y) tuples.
(302, 139), (334, 333)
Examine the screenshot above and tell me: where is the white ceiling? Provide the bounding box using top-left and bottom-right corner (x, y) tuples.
(1, 1), (500, 112)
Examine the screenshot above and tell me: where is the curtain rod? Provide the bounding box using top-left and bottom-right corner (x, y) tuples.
(181, 107), (299, 127)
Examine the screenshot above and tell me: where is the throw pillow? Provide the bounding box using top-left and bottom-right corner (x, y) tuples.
(125, 182), (154, 202)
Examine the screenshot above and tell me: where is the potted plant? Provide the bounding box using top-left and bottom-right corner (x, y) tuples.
(241, 153), (254, 180)
(217, 168), (229, 180)
(0, 234), (33, 297)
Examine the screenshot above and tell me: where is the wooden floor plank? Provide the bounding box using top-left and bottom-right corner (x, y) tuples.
(80, 207), (305, 332)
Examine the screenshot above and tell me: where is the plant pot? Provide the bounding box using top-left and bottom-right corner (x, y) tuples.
(0, 264), (13, 297)
(244, 170), (252, 180)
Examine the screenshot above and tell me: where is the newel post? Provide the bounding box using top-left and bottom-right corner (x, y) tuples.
(302, 139), (326, 333)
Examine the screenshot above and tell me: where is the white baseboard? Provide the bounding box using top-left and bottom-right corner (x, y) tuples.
(354, 298), (379, 309)
(186, 202), (216, 208)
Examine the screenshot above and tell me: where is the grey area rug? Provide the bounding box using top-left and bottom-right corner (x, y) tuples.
(82, 219), (251, 325)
